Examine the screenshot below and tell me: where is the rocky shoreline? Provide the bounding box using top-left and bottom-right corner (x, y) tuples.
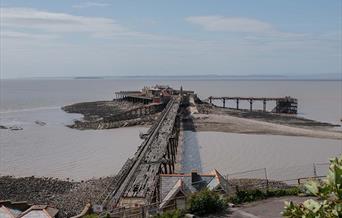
(0, 175), (117, 217)
(62, 100), (163, 130)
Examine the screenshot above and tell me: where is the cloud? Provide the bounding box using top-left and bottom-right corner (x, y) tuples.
(72, 1), (111, 9)
(0, 7), (125, 37)
(0, 30), (59, 40)
(1, 9), (340, 79)
(186, 16), (274, 33)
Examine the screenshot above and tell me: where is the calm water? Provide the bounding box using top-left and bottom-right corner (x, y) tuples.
(0, 79), (341, 180)
(181, 131), (342, 181)
(0, 107), (147, 180)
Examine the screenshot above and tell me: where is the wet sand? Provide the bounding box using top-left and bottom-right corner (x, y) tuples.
(190, 113), (342, 140)
(184, 103), (342, 140)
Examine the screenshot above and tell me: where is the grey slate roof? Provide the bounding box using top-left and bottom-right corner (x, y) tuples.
(160, 170), (229, 203)
(160, 174), (215, 201)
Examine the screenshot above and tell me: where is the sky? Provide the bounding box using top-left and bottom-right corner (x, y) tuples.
(0, 0), (341, 79)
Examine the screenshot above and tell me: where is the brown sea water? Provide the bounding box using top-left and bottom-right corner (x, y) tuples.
(0, 79), (341, 180)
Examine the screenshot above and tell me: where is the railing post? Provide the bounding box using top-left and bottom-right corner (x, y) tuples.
(226, 174), (230, 194)
(313, 163), (317, 178)
(141, 206), (145, 218)
(264, 168), (269, 191)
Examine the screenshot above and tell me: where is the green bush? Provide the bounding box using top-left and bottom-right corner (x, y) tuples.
(283, 156), (342, 217)
(229, 187), (300, 204)
(153, 209), (184, 218)
(83, 214), (99, 218)
(187, 188), (226, 215)
(230, 189), (266, 204)
(267, 187), (300, 198)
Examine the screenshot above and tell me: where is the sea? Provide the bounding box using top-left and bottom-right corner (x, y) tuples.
(0, 79), (341, 180)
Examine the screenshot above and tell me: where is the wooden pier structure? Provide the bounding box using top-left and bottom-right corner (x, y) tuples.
(102, 96), (181, 211)
(208, 96), (298, 114)
(115, 91), (153, 104)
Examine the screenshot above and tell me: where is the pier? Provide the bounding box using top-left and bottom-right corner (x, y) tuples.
(102, 96), (181, 211)
(208, 96), (298, 114)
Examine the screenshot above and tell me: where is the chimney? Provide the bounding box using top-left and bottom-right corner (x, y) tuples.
(191, 170), (202, 186)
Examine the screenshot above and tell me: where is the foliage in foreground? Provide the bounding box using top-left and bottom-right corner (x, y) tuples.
(283, 156), (342, 218)
(229, 187), (300, 204)
(153, 209), (184, 218)
(83, 214), (99, 218)
(187, 188), (226, 215)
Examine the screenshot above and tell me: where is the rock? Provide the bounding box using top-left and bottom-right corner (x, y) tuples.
(0, 175), (118, 218)
(9, 126), (23, 131)
(0, 125), (8, 129)
(35, 120), (47, 126)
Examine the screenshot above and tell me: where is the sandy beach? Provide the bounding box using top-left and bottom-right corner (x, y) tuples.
(183, 103), (342, 140)
(192, 113), (342, 139)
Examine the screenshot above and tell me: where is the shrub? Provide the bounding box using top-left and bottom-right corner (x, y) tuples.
(83, 214), (99, 218)
(229, 187), (300, 204)
(153, 209), (184, 218)
(187, 189), (226, 215)
(283, 156), (342, 217)
(230, 189), (266, 204)
(267, 187), (300, 198)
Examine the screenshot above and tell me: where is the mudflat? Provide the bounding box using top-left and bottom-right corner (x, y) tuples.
(183, 103), (342, 140)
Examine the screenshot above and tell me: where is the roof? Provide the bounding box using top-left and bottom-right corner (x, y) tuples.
(0, 201), (31, 218)
(159, 179), (186, 209)
(19, 205), (58, 218)
(0, 206), (16, 218)
(159, 169), (229, 203)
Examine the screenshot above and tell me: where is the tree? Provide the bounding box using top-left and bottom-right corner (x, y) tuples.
(283, 155), (342, 217)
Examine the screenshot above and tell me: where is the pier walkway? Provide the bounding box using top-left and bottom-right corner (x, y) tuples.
(102, 96), (181, 211)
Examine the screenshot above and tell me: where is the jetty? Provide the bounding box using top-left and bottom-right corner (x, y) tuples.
(102, 94), (182, 212)
(208, 96), (298, 114)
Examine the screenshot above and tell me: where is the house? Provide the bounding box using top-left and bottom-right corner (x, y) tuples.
(159, 169), (229, 211)
(0, 201), (58, 218)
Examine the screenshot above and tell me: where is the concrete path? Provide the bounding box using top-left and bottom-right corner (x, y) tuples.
(228, 196), (311, 218)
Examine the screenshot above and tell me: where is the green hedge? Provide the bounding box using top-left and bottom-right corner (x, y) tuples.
(153, 209), (184, 218)
(229, 187), (300, 204)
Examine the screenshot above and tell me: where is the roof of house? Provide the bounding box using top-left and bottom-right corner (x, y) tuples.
(0, 201), (58, 218)
(159, 179), (187, 209)
(160, 174), (210, 201)
(19, 205), (58, 218)
(0, 201), (32, 218)
(0, 206), (16, 218)
(159, 169), (229, 208)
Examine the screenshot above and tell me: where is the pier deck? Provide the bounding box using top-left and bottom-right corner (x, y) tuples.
(103, 96), (181, 210)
